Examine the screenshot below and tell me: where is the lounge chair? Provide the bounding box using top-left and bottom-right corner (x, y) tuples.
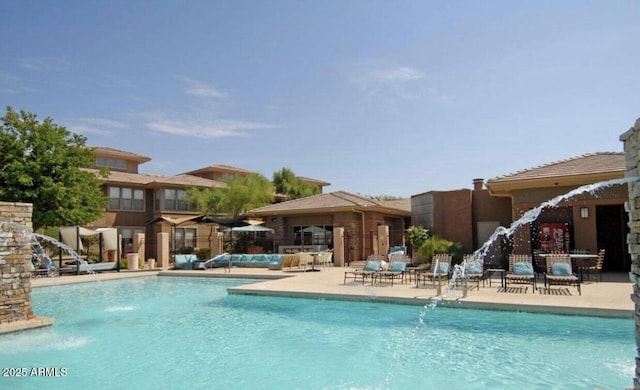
(344, 258), (381, 285)
(415, 253), (452, 289)
(59, 260), (117, 274)
(203, 253), (231, 269)
(544, 253), (581, 295)
(373, 260), (407, 286)
(32, 252), (57, 277)
(461, 254), (484, 291)
(505, 254), (536, 293)
(173, 254), (198, 269)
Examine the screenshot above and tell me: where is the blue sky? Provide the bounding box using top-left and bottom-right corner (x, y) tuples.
(1, 1), (639, 197)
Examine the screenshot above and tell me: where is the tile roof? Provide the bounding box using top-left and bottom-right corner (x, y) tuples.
(487, 152), (625, 184)
(89, 146), (151, 163)
(296, 176), (331, 186)
(182, 164), (256, 176)
(247, 191), (410, 215)
(83, 168), (225, 188)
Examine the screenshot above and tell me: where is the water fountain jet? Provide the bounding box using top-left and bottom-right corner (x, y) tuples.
(425, 176), (639, 309)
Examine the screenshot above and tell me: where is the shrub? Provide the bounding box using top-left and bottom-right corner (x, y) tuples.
(418, 235), (465, 264)
(195, 247), (211, 259)
(405, 225), (429, 261)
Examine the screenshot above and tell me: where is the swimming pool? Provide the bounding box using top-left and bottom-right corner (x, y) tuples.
(0, 277), (634, 389)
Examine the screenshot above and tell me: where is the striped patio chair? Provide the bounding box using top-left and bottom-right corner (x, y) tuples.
(544, 253), (581, 295)
(505, 254), (536, 293)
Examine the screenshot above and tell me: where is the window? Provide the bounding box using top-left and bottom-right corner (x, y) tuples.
(120, 227), (144, 252)
(293, 225), (333, 247)
(174, 228), (197, 251)
(159, 189), (191, 211)
(108, 187), (144, 211)
(97, 157), (126, 170)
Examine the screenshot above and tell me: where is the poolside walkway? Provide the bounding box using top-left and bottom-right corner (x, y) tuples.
(29, 266), (634, 318)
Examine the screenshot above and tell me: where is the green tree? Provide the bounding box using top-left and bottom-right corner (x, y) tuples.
(0, 107), (106, 229)
(186, 187), (225, 217)
(223, 173), (274, 217)
(272, 167), (319, 200)
(405, 225), (429, 262)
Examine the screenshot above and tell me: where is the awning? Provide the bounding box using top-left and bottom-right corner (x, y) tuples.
(59, 226), (119, 251)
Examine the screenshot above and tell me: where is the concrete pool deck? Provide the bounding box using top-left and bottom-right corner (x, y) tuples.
(26, 266), (634, 319)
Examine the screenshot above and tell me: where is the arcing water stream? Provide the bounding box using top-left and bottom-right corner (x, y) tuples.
(425, 176), (639, 311)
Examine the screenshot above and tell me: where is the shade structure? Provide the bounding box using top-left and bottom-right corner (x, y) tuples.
(230, 225), (275, 233)
(146, 215), (209, 255)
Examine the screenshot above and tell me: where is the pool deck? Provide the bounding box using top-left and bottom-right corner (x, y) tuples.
(27, 266), (634, 319)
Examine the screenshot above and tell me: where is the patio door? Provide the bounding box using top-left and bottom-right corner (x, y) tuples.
(596, 205), (629, 271)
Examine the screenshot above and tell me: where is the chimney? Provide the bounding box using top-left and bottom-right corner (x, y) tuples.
(472, 178), (484, 191)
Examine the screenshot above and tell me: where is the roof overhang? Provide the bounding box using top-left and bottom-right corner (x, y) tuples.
(486, 171), (624, 196)
(246, 205), (410, 218)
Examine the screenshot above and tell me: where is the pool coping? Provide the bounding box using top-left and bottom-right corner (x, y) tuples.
(158, 269), (634, 319)
(0, 316), (55, 335)
(21, 268), (635, 322)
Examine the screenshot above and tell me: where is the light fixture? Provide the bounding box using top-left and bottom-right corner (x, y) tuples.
(580, 207), (589, 219)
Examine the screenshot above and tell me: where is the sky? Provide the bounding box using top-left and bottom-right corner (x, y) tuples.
(1, 1), (639, 198)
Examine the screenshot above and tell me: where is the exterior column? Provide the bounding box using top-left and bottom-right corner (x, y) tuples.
(333, 227), (345, 266)
(133, 233), (145, 267)
(157, 232), (170, 269)
(0, 202), (34, 324)
(619, 117), (640, 388)
(377, 225), (389, 259)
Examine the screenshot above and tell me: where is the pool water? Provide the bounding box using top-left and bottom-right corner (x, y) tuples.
(0, 277), (634, 389)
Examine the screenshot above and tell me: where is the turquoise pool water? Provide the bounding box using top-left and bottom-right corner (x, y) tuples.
(0, 277), (634, 389)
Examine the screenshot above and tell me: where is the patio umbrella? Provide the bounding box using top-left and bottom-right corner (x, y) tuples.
(230, 225), (275, 233)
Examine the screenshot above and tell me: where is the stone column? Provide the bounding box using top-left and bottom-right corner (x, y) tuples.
(0, 202), (34, 324)
(619, 117), (640, 388)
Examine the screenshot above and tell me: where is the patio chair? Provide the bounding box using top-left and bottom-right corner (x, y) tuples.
(461, 254), (484, 291)
(580, 248), (605, 282)
(544, 253), (581, 295)
(415, 253), (452, 289)
(297, 252), (315, 271)
(373, 260), (407, 286)
(505, 254), (536, 293)
(344, 258), (381, 285)
(532, 250), (547, 282)
(316, 251), (333, 270)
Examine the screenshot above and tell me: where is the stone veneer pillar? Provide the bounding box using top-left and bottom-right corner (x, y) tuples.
(619, 118), (640, 389)
(0, 202), (34, 324)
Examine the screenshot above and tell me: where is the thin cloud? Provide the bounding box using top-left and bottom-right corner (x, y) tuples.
(0, 71), (35, 94)
(370, 67), (425, 83)
(65, 118), (128, 136)
(178, 76), (226, 98)
(16, 57), (74, 72)
(146, 117), (276, 138)
(350, 65), (425, 87)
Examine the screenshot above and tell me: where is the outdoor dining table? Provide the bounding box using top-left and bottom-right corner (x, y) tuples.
(306, 252), (321, 272)
(538, 253), (598, 280)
